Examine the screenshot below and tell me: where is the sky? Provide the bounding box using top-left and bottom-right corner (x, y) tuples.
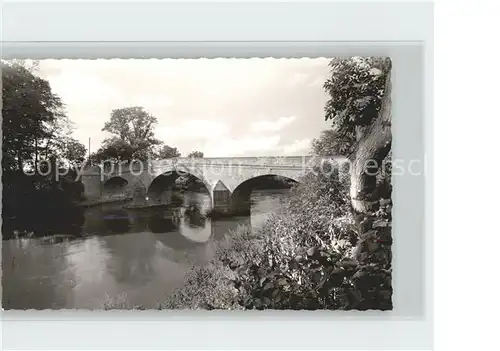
(36, 58), (333, 157)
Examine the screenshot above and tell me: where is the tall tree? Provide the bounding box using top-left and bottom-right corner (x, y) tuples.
(158, 145), (181, 159)
(2, 61), (65, 172)
(330, 58), (393, 310)
(323, 57), (392, 210)
(101, 106), (161, 160)
(187, 151), (204, 158)
(4, 59), (40, 72)
(2, 61), (88, 239)
(349, 66), (392, 213)
(41, 114), (82, 164)
(91, 138), (135, 163)
(63, 138), (88, 167)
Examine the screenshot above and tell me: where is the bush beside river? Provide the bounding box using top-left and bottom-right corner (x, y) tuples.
(162, 161), (392, 310)
(2, 171), (86, 240)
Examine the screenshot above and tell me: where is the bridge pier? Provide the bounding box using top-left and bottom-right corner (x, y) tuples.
(211, 180), (251, 216)
(212, 181), (231, 214)
(131, 186), (148, 207)
(80, 168), (102, 201)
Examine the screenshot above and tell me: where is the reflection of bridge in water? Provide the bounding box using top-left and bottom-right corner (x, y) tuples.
(84, 198), (249, 265)
(81, 156), (320, 215)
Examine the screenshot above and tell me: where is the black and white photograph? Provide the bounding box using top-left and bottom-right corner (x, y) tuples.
(2, 57), (393, 310)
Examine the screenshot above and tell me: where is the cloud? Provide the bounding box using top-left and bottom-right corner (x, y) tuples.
(287, 72), (310, 86)
(46, 70), (119, 105)
(202, 135), (311, 157)
(251, 116), (297, 132)
(156, 120), (230, 141)
(203, 135), (281, 157)
(308, 76), (326, 87)
(283, 138), (311, 154)
(288, 72), (328, 88)
(35, 58), (332, 157)
(127, 95), (174, 109)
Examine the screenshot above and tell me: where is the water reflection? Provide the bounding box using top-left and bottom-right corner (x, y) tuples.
(2, 189), (290, 309)
(183, 204), (206, 229)
(103, 210), (132, 234)
(148, 214), (180, 233)
(101, 232), (157, 286)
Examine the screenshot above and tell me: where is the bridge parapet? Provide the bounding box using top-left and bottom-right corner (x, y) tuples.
(96, 156), (321, 174)
(82, 155), (347, 180)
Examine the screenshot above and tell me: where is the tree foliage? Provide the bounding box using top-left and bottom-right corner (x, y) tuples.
(188, 151), (204, 158)
(2, 62), (66, 171)
(5, 59), (40, 72)
(100, 106), (162, 160)
(91, 138), (135, 163)
(63, 138), (87, 167)
(311, 129), (353, 156)
(158, 145), (181, 159)
(91, 106), (185, 162)
(323, 57), (390, 155)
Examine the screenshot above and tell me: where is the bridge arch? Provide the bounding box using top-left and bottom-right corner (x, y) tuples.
(103, 176), (130, 200)
(232, 174), (299, 194)
(146, 168), (213, 207)
(102, 175), (148, 205)
(229, 174), (299, 215)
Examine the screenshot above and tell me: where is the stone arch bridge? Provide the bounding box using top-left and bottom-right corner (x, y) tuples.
(81, 156), (318, 214)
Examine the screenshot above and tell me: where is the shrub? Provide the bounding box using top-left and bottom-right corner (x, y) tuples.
(231, 164), (359, 310)
(163, 224), (262, 310)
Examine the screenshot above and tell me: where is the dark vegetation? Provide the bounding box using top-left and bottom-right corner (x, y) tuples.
(163, 57), (393, 310)
(173, 175), (209, 193)
(1, 61), (87, 239)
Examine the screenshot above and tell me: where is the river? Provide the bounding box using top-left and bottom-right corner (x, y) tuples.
(2, 189), (290, 310)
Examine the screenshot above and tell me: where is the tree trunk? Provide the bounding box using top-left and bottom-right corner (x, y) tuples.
(349, 67), (393, 310)
(350, 70), (392, 214)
